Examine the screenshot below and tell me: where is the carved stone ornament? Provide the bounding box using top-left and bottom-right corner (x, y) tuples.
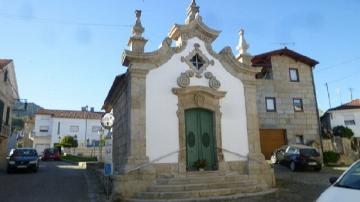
(194, 92), (205, 106)
(204, 72), (221, 90)
(177, 70), (195, 88)
(181, 43), (214, 78)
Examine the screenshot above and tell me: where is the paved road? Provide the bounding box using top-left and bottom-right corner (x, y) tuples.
(240, 164), (347, 202)
(0, 161), (90, 202)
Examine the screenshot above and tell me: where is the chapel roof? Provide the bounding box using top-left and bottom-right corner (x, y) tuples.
(0, 59), (13, 69)
(328, 99), (360, 111)
(36, 109), (104, 119)
(102, 74), (127, 112)
(251, 47), (319, 68)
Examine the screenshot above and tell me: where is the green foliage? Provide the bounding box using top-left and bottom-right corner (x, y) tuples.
(193, 159), (207, 169)
(333, 126), (354, 139)
(323, 151), (340, 164)
(16, 142), (23, 148)
(61, 154), (97, 162)
(60, 135), (78, 148)
(12, 118), (24, 130)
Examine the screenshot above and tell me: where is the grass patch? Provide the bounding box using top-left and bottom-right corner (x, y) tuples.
(61, 154), (97, 162)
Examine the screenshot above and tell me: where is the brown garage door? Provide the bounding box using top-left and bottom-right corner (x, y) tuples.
(259, 129), (286, 159)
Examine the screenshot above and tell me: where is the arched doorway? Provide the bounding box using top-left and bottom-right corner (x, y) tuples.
(185, 108), (217, 171)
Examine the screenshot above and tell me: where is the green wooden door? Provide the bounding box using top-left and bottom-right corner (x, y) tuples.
(185, 108), (217, 171)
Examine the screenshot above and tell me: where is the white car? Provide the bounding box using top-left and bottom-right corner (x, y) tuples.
(316, 160), (360, 202)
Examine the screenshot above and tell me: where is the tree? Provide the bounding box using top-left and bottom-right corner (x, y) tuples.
(333, 126), (354, 139)
(60, 136), (78, 148)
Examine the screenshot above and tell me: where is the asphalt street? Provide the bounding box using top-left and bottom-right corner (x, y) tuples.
(0, 161), (90, 202)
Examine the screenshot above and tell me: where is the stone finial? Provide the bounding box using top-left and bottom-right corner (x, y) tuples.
(132, 10), (145, 37)
(236, 29), (249, 55)
(236, 28), (252, 65)
(128, 10), (148, 53)
(185, 0), (200, 24)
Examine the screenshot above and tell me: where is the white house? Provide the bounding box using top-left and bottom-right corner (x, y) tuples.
(103, 1), (275, 200)
(0, 59), (19, 169)
(322, 99), (360, 137)
(32, 109), (105, 153)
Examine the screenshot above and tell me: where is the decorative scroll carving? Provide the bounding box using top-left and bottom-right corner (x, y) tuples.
(194, 93), (205, 106)
(204, 72), (221, 90)
(177, 70), (195, 88)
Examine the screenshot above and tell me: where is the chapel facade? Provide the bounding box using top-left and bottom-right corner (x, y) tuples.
(103, 1), (275, 200)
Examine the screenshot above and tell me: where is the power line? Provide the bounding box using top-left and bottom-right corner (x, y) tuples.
(0, 12), (132, 28)
(316, 56), (360, 72)
(326, 70), (360, 84)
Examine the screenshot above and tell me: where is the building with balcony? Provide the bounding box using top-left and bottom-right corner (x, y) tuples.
(32, 108), (105, 154)
(0, 59), (19, 169)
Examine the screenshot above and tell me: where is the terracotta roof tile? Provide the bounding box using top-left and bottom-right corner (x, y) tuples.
(329, 99), (360, 111)
(252, 47), (319, 67)
(0, 59), (12, 69)
(35, 109), (104, 119)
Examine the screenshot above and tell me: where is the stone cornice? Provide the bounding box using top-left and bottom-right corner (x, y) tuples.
(172, 86), (226, 99)
(218, 47), (262, 76)
(122, 37), (187, 68)
(168, 16), (220, 43)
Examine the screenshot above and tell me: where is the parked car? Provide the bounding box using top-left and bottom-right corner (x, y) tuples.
(316, 160), (360, 202)
(7, 148), (39, 173)
(41, 148), (60, 161)
(270, 144), (322, 171)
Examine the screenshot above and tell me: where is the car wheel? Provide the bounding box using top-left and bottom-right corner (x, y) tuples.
(270, 155), (277, 165)
(314, 167), (322, 172)
(290, 161), (297, 172)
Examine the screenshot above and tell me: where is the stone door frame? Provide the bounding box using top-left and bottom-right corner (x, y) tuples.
(172, 86), (226, 173)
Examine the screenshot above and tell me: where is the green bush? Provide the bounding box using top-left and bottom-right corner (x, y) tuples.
(323, 151), (340, 164)
(333, 126), (354, 139)
(60, 135), (78, 148)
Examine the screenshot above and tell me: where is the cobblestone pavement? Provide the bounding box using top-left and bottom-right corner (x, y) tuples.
(0, 161), (89, 202)
(241, 164), (347, 202)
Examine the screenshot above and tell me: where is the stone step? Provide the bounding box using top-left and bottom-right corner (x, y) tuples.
(135, 185), (266, 200)
(125, 188), (278, 202)
(149, 180), (258, 192)
(156, 175), (249, 185)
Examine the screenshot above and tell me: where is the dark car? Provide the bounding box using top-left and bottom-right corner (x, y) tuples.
(270, 144), (322, 171)
(7, 148), (39, 173)
(41, 148), (60, 161)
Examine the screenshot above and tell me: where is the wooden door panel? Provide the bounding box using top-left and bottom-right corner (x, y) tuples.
(259, 129), (286, 159)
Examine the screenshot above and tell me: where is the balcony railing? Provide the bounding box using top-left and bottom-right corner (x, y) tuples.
(0, 122), (10, 138)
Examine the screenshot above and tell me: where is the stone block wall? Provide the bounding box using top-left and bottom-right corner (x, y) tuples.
(256, 55), (320, 146)
(112, 74), (131, 174)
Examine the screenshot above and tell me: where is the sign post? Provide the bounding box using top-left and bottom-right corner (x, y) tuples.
(101, 113), (114, 200)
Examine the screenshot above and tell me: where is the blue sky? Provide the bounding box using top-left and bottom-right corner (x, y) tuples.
(0, 0), (360, 112)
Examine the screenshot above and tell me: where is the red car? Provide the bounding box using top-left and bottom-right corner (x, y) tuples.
(41, 148), (60, 161)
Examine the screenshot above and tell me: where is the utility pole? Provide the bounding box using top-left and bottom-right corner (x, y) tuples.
(350, 88), (353, 101)
(325, 83), (331, 109)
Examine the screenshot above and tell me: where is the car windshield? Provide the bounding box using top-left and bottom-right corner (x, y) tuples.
(300, 149), (320, 157)
(45, 149), (55, 154)
(335, 161), (360, 190)
(13, 149), (37, 157)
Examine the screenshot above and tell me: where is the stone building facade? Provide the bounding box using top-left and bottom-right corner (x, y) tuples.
(103, 1), (275, 201)
(252, 48), (321, 159)
(0, 59), (19, 170)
